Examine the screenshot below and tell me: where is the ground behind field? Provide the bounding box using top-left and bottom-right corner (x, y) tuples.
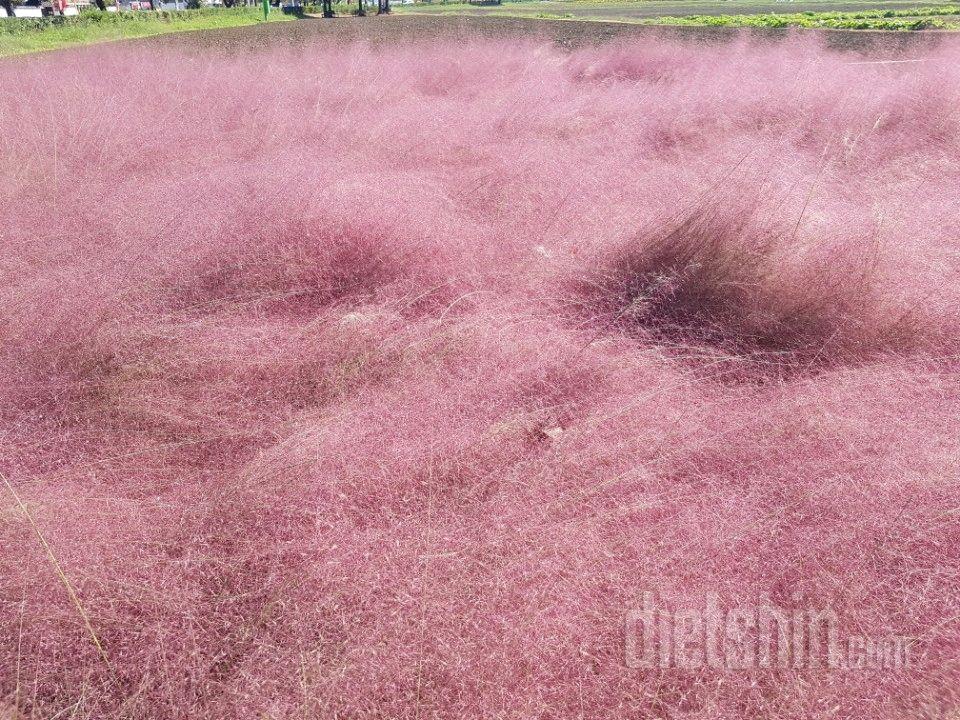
(402, 0), (957, 18)
(396, 0), (960, 30)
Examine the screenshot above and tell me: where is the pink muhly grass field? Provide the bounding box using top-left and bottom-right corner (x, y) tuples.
(1, 32), (960, 719)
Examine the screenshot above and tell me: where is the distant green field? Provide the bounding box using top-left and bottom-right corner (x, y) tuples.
(0, 7), (293, 57)
(396, 0), (960, 29)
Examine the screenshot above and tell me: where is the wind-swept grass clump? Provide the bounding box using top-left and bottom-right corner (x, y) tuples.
(1, 32), (959, 720)
(565, 197), (932, 378)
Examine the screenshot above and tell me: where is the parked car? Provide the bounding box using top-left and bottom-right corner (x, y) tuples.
(13, 1), (46, 17)
(3, 0), (91, 17)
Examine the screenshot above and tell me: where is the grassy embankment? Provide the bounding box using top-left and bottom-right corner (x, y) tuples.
(0, 7), (294, 57)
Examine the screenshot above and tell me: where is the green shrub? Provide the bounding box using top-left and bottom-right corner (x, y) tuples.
(651, 5), (959, 30)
